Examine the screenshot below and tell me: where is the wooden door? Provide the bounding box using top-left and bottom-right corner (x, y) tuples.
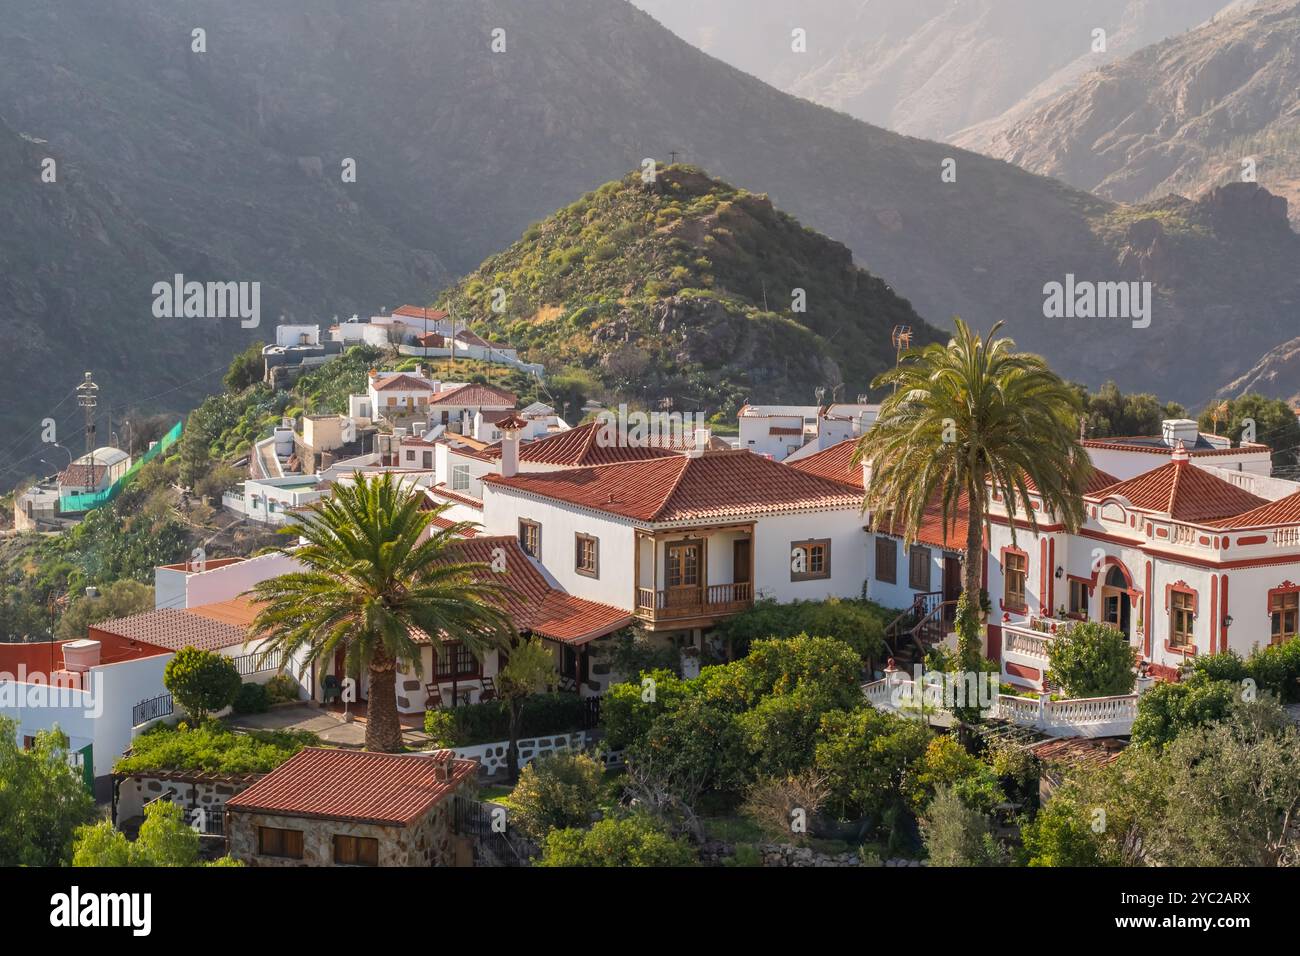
(665, 542), (702, 608)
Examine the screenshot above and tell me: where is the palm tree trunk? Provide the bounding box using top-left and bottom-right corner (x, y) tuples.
(365, 654), (404, 753)
(960, 495), (985, 667)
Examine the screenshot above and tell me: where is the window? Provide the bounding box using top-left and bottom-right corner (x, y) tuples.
(1170, 590), (1195, 648)
(909, 546), (931, 591)
(519, 519), (541, 558)
(451, 464), (472, 493)
(437, 642), (479, 678)
(791, 539), (831, 582)
(334, 834), (379, 867)
(666, 542), (701, 588)
(1004, 552), (1027, 610)
(258, 826), (304, 860)
(422, 451), (433, 469)
(875, 537), (897, 584)
(575, 534), (599, 577)
(1271, 591), (1298, 646)
(1069, 579), (1089, 617)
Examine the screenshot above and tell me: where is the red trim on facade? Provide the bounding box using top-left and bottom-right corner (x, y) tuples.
(1047, 538), (1056, 614)
(1237, 535), (1269, 546)
(1209, 574), (1219, 655)
(1147, 662), (1181, 682)
(1221, 575), (1230, 649)
(1004, 661), (1040, 681)
(986, 624), (1002, 665)
(1144, 560), (1153, 659)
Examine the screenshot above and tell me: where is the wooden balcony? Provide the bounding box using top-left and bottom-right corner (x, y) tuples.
(634, 582), (753, 627)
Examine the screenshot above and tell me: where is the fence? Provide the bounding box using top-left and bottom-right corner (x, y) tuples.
(229, 647), (284, 677)
(59, 420), (183, 513)
(133, 693), (174, 727)
(451, 796), (528, 865)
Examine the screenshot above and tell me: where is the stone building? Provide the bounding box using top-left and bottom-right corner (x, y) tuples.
(225, 748), (477, 867)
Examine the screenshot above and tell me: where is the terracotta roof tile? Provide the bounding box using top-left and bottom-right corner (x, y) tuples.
(427, 383), (517, 407)
(473, 421), (683, 467)
(1208, 490), (1300, 529)
(1091, 460), (1268, 523)
(392, 305), (449, 321)
(485, 449), (862, 523)
(225, 748), (476, 826)
(786, 440), (863, 489)
(423, 537), (632, 645)
(371, 372), (436, 392)
(92, 606), (253, 653)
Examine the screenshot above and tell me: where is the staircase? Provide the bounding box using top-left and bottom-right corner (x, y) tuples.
(883, 591), (956, 666)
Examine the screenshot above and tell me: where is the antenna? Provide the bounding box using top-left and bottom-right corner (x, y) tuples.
(77, 371), (99, 487)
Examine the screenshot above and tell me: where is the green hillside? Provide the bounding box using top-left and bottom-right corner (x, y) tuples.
(439, 166), (940, 417)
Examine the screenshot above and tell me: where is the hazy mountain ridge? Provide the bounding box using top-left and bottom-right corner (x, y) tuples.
(962, 0), (1300, 227)
(1, 0), (1297, 457)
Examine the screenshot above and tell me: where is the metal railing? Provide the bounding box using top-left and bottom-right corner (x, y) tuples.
(132, 693), (174, 727)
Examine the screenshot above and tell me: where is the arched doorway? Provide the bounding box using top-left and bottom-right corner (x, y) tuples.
(1100, 565), (1132, 637)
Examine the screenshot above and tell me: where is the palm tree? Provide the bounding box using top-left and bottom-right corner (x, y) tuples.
(853, 319), (1092, 666)
(248, 473), (516, 752)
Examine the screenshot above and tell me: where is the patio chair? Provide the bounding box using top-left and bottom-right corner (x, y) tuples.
(425, 683), (444, 709)
(321, 674), (342, 705)
(478, 676), (497, 702)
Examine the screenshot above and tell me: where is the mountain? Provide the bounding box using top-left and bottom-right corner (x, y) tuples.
(1217, 335), (1300, 404)
(632, 0), (1239, 141)
(960, 0), (1300, 227)
(1, 0), (1298, 455)
(438, 165), (940, 412)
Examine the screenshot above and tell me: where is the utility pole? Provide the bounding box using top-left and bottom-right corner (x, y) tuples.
(76, 371), (99, 489)
(669, 150), (680, 166)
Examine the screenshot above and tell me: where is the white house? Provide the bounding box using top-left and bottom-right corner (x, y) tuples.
(58, 447), (131, 496)
(0, 634), (172, 787)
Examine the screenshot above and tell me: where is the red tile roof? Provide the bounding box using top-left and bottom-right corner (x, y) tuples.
(1208, 490), (1300, 529)
(474, 421), (684, 467)
(371, 373), (435, 392)
(427, 383), (517, 407)
(92, 603), (258, 653)
(225, 748), (475, 826)
(425, 536), (632, 645)
(429, 483), (483, 509)
(1091, 460), (1268, 523)
(392, 305), (449, 321)
(1019, 466), (1121, 497)
(1081, 437), (1269, 457)
(876, 491), (971, 551)
(484, 449), (862, 523)
(786, 440), (863, 489)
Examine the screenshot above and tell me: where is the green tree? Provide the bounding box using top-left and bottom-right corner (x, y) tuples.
(498, 637), (558, 779)
(1198, 393), (1300, 469)
(0, 721), (95, 866)
(72, 800), (241, 866)
(1078, 381), (1185, 438)
(223, 341), (267, 393)
(1129, 677), (1238, 749)
(56, 579), (155, 641)
(509, 751), (605, 840)
(163, 648), (241, 721)
(250, 475), (515, 751)
(537, 814), (697, 867)
(1045, 620), (1137, 698)
(905, 735), (1005, 814)
(855, 319), (1091, 672)
(814, 706), (932, 821)
(921, 785), (1007, 866)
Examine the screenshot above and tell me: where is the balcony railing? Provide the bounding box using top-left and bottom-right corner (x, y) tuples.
(634, 582), (753, 623)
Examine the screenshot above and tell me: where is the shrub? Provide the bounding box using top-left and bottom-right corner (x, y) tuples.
(116, 722), (317, 775)
(232, 683), (269, 715)
(421, 693), (587, 747)
(264, 674), (300, 704)
(537, 814), (697, 867)
(509, 752), (606, 840)
(814, 706), (932, 821)
(1045, 621), (1136, 698)
(164, 648), (241, 721)
(740, 772), (829, 844)
(905, 736), (1005, 815)
(1129, 677), (1238, 749)
(921, 785), (1007, 866)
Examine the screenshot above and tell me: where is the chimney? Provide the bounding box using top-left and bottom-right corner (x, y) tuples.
(62, 639), (102, 673)
(1161, 418), (1199, 449)
(498, 414), (527, 478)
(1171, 439), (1190, 465)
(431, 749), (455, 782)
(691, 427), (711, 457)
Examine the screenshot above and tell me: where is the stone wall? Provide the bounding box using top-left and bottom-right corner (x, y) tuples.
(227, 803), (459, 867)
(699, 840), (926, 868)
(443, 731), (587, 776)
(116, 772), (261, 824)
